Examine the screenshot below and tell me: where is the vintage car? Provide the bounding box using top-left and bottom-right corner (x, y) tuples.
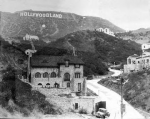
(95, 108), (110, 118)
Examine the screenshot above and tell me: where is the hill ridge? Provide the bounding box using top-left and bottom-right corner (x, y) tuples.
(1, 10), (125, 43)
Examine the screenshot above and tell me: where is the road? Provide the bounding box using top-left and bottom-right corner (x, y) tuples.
(87, 69), (145, 119)
(109, 68), (123, 77)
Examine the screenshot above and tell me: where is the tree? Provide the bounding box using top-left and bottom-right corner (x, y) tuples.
(2, 65), (17, 102)
(2, 65), (16, 82)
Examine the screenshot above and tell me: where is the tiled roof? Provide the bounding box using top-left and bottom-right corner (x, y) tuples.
(31, 55), (84, 67)
(58, 55), (84, 64)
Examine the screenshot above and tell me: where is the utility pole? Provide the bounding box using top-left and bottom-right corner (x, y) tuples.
(121, 77), (124, 119)
(0, 40), (2, 60)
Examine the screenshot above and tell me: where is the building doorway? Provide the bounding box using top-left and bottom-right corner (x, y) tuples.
(78, 83), (81, 91)
(75, 103), (78, 110)
(95, 101), (106, 112)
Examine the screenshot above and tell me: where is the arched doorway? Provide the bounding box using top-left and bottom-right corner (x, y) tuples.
(46, 83), (50, 88)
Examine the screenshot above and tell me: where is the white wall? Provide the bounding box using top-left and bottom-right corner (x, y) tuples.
(31, 67), (61, 87)
(60, 65), (84, 92)
(142, 44), (150, 51)
(97, 28), (104, 32)
(31, 64), (85, 92)
(124, 54), (150, 73)
(96, 28), (115, 36)
(104, 28), (110, 34)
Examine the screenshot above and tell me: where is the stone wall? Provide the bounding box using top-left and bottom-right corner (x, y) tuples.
(72, 97), (95, 114)
(46, 96), (96, 114)
(47, 96), (72, 111)
(32, 87), (71, 96)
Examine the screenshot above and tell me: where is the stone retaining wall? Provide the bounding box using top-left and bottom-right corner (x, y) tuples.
(46, 96), (96, 114)
(32, 87), (71, 96)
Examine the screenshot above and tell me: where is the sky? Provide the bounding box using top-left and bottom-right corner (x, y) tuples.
(0, 0), (150, 31)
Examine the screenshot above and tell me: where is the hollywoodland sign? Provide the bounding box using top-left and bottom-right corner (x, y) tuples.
(20, 12), (63, 18)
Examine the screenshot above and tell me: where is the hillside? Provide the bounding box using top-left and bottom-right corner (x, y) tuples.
(0, 36), (27, 71)
(99, 70), (150, 113)
(116, 28), (150, 44)
(35, 30), (141, 75)
(1, 10), (124, 43)
(0, 27), (141, 76)
(132, 28), (150, 34)
(0, 65), (62, 117)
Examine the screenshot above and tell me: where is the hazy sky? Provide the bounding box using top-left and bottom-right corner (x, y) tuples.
(0, 0), (150, 31)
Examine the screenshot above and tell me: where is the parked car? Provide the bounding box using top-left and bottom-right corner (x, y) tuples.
(87, 75), (94, 80)
(95, 108), (110, 118)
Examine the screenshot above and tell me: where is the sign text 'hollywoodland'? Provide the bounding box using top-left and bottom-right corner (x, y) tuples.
(20, 12), (63, 18)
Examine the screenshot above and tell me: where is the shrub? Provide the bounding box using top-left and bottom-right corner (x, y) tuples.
(79, 108), (87, 114)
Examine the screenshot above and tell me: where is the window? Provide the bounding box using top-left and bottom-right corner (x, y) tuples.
(128, 59), (131, 64)
(51, 72), (56, 78)
(75, 73), (80, 78)
(78, 83), (81, 91)
(147, 59), (149, 63)
(75, 64), (80, 68)
(75, 103), (78, 110)
(67, 82), (70, 87)
(132, 60), (136, 64)
(58, 70), (61, 77)
(64, 73), (70, 81)
(65, 60), (69, 67)
(138, 61), (140, 63)
(35, 72), (41, 78)
(43, 72), (48, 78)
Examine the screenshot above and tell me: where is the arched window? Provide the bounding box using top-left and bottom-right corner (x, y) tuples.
(51, 72), (56, 78)
(38, 83), (43, 87)
(35, 72), (41, 78)
(64, 73), (70, 81)
(43, 72), (48, 78)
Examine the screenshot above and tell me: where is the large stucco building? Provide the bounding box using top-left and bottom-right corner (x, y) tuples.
(18, 55), (107, 114)
(124, 43), (150, 73)
(30, 55), (86, 93)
